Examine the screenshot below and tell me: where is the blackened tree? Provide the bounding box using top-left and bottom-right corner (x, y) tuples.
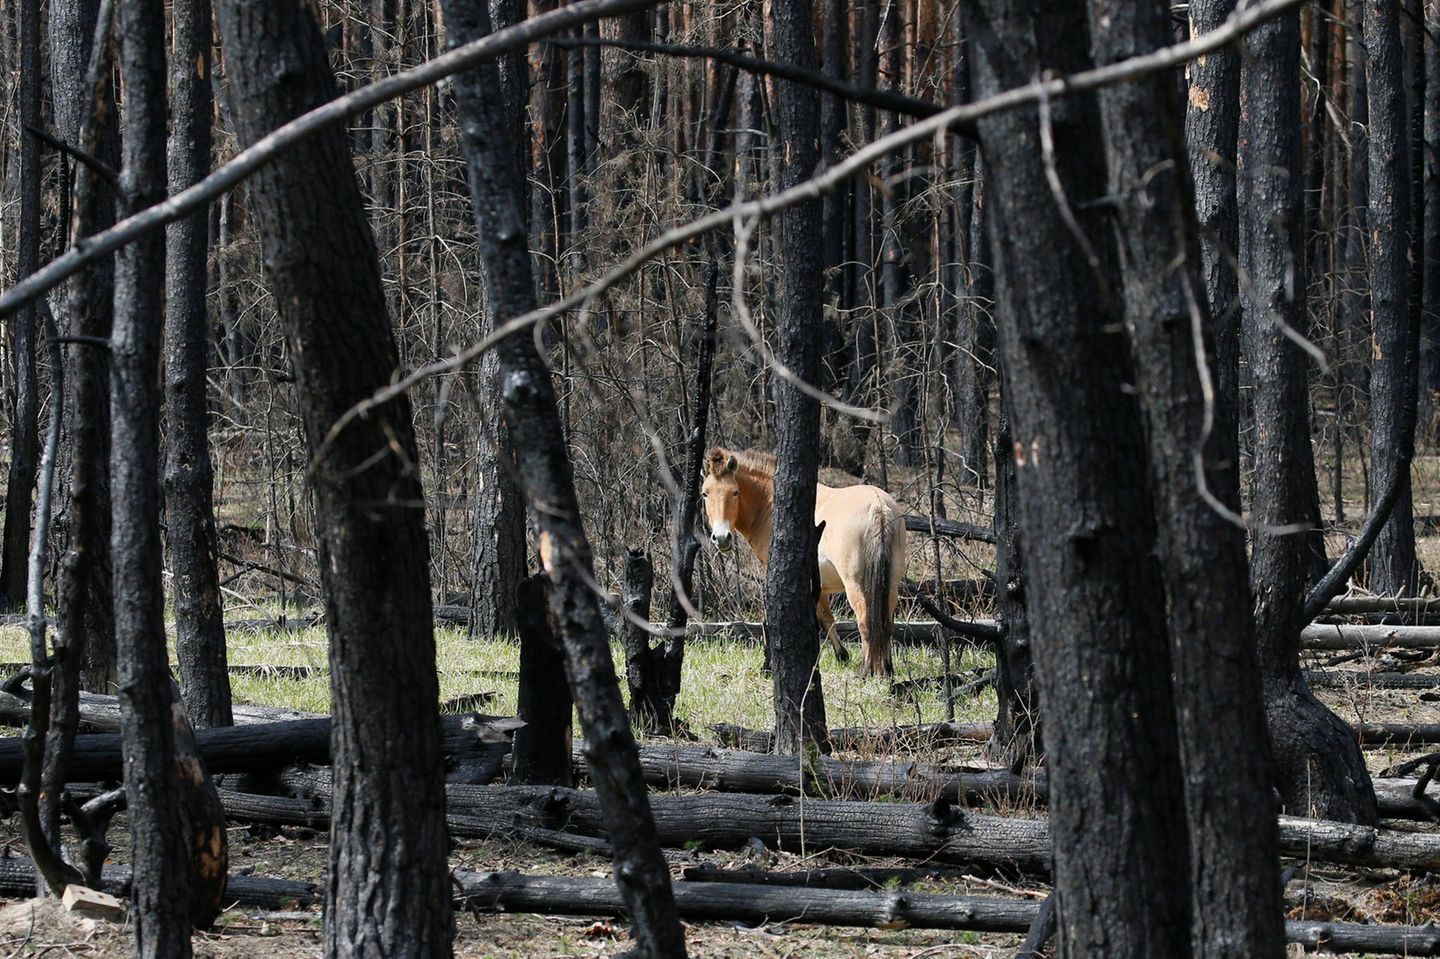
(764, 0), (829, 756)
(1366, 0), (1420, 597)
(1240, 7), (1377, 825)
(212, 0), (455, 954)
(165, 0), (231, 728)
(0, 0), (41, 610)
(111, 0), (194, 952)
(968, 0), (1191, 954)
(1088, 1), (1285, 954)
(440, 0), (687, 954)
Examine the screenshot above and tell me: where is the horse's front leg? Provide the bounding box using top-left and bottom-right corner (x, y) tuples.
(816, 595), (849, 663)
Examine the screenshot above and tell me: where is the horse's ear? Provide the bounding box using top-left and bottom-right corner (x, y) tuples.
(724, 454), (738, 475)
(706, 447), (725, 476)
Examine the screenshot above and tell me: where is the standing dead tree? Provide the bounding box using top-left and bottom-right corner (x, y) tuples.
(1241, 6), (1377, 825)
(440, 0), (687, 954)
(1088, 0), (1285, 954)
(111, 0), (195, 952)
(164, 0), (231, 729)
(213, 0), (455, 954)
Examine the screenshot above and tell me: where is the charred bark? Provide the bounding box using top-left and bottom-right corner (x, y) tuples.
(968, 1), (1192, 955)
(1241, 8), (1377, 825)
(164, 0), (231, 729)
(511, 575), (573, 786)
(212, 1), (454, 954)
(1089, 1), (1285, 954)
(112, 0), (194, 952)
(1365, 0), (1420, 597)
(441, 1), (686, 953)
(0, 0), (41, 609)
(765, 0), (829, 754)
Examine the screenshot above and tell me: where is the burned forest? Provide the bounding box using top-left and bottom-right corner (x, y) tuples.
(3, 0), (1440, 957)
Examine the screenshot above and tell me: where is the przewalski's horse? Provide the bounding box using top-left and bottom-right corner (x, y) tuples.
(701, 447), (908, 677)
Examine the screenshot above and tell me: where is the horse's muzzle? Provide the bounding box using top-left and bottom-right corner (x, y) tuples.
(712, 531), (734, 552)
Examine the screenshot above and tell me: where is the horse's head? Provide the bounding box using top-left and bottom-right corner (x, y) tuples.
(701, 447), (741, 552)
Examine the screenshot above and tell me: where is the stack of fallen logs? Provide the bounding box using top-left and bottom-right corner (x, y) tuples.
(3, 690), (1440, 951)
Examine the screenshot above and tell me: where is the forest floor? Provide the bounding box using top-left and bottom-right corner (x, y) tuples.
(2, 455), (1440, 955)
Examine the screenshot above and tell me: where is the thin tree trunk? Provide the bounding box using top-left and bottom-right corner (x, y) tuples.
(1366, 0), (1419, 597)
(1088, 2), (1285, 954)
(165, 0), (231, 729)
(1424, 0), (1440, 431)
(955, 158), (993, 488)
(1185, 0), (1242, 485)
(0, 0), (40, 609)
(1241, 7), (1377, 825)
(765, 0), (828, 754)
(112, 0), (194, 952)
(49, 0), (118, 696)
(213, 1), (455, 954)
(968, 1), (1192, 955)
(441, 1), (687, 953)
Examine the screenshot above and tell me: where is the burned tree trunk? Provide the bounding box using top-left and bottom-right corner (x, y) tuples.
(621, 549), (662, 731)
(111, 0), (195, 952)
(765, 0), (828, 755)
(1088, 1), (1286, 954)
(1365, 0), (1420, 597)
(512, 576), (573, 787)
(164, 0), (231, 729)
(49, 0), (118, 695)
(1422, 0), (1440, 427)
(1185, 0), (1242, 481)
(0, 0), (41, 610)
(466, 0), (527, 642)
(212, 0), (455, 954)
(983, 390), (1036, 771)
(968, 1), (1192, 955)
(441, 1), (687, 954)
(1241, 8), (1377, 825)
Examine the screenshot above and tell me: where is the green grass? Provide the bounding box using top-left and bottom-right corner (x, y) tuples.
(0, 604), (995, 740)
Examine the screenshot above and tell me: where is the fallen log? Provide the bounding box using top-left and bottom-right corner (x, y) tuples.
(1356, 724), (1440, 746)
(458, 871), (1035, 932)
(901, 515), (997, 544)
(1325, 597), (1440, 615)
(712, 721), (995, 752)
(0, 714), (520, 786)
(685, 621), (968, 646)
(1302, 624), (1440, 650)
(577, 743), (1041, 806)
(451, 871), (1440, 954)
(1305, 670), (1440, 690)
(680, 863), (978, 890)
(0, 857), (320, 910)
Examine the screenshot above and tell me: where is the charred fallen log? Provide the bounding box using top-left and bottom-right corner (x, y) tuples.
(576, 743), (1040, 806)
(711, 722), (995, 752)
(1306, 671), (1440, 690)
(0, 856), (320, 910)
(0, 714), (519, 785)
(451, 871), (1440, 954)
(0, 689), (318, 732)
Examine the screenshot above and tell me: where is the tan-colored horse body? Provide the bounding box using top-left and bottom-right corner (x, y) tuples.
(701, 447), (907, 677)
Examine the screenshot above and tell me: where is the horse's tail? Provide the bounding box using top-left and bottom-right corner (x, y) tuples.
(860, 504), (902, 677)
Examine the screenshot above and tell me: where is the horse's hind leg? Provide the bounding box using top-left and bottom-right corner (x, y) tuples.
(816, 596), (848, 663)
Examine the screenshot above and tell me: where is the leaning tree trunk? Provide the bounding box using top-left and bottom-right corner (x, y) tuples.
(1088, 1), (1285, 955)
(0, 0), (41, 610)
(1365, 0), (1419, 597)
(968, 1), (1192, 955)
(112, 0), (194, 953)
(765, 0), (829, 752)
(49, 0), (118, 695)
(164, 0), (231, 729)
(212, 1), (455, 955)
(439, 1), (687, 955)
(1240, 7), (1378, 825)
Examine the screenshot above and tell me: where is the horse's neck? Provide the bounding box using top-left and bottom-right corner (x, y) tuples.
(736, 474), (775, 566)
